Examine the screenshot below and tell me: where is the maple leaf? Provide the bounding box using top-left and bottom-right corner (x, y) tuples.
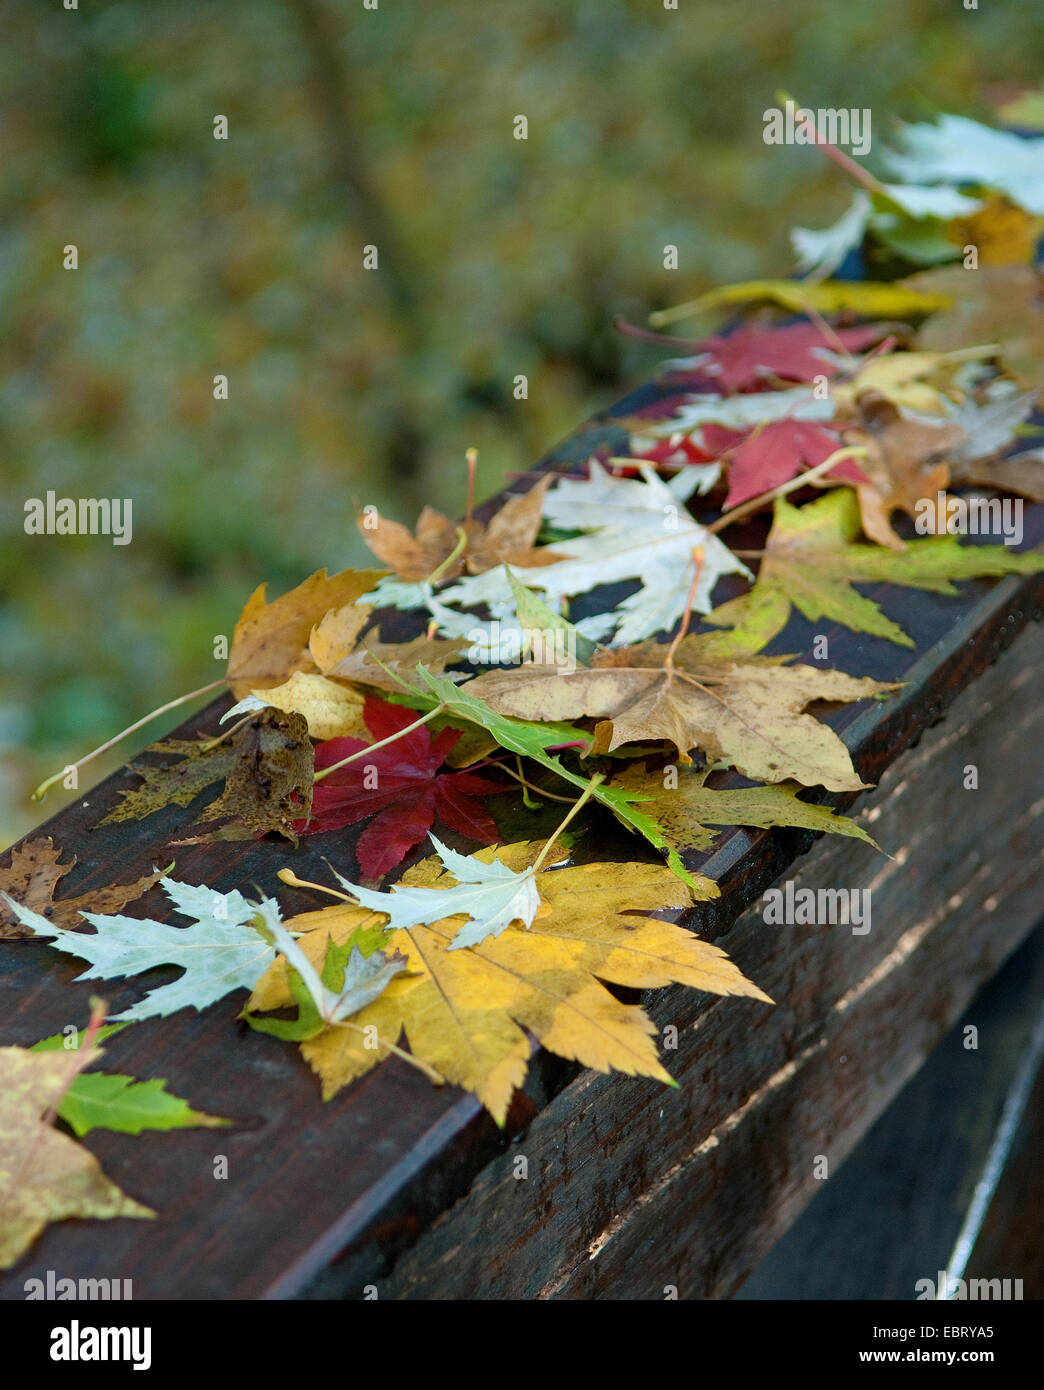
(438, 462), (750, 647)
(306, 605), (465, 691)
(0, 838), (165, 942)
(0, 1045), (153, 1270)
(358, 477), (557, 581)
(466, 636), (894, 791)
(4, 878), (277, 1021)
(706, 490), (1044, 650)
(791, 186), (985, 279)
(723, 419), (866, 509)
(28, 1031), (228, 1137)
(607, 763), (878, 855)
(243, 671), (369, 742)
(332, 835), (543, 951)
(226, 567), (386, 697)
(100, 707), (313, 843)
(884, 114), (1044, 216)
(903, 266), (1044, 391)
(248, 842), (770, 1123)
(686, 319), (884, 392)
(842, 395), (967, 549)
(946, 392), (1044, 501)
(294, 696), (504, 878)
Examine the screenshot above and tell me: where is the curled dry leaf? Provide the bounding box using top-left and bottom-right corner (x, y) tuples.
(101, 708), (313, 843)
(0, 838), (165, 941)
(357, 476), (557, 582)
(842, 395), (967, 549)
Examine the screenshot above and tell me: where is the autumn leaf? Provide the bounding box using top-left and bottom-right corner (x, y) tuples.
(245, 671), (369, 742)
(29, 1030), (228, 1137)
(648, 278), (953, 329)
(903, 266), (1044, 391)
(0, 1044), (152, 1270)
(946, 392), (1044, 501)
(706, 489), (1044, 650)
(331, 835), (544, 951)
(467, 636), (894, 791)
(607, 762), (879, 855)
(4, 878), (277, 1022)
(248, 842), (770, 1123)
(226, 567), (386, 697)
(0, 838), (165, 942)
(306, 608), (465, 692)
(358, 476), (557, 581)
(295, 696), (504, 878)
(687, 319), (885, 391)
(100, 707), (313, 843)
(724, 419), (865, 508)
(947, 195), (1044, 269)
(438, 462), (750, 646)
(842, 395), (967, 549)
(884, 114), (1044, 216)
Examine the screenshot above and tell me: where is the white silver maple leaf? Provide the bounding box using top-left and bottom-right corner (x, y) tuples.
(330, 836), (543, 952)
(883, 114), (1044, 215)
(2, 879), (276, 1021)
(436, 462), (750, 647)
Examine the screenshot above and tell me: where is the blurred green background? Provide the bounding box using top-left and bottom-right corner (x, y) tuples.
(1, 0), (1041, 846)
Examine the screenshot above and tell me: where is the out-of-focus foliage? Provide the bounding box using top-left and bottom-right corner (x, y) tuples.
(0, 0), (1040, 844)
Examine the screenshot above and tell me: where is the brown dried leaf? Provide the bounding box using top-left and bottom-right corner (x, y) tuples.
(0, 839), (165, 941)
(843, 395), (966, 549)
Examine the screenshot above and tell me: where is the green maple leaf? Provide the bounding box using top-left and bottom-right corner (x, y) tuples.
(608, 764), (879, 856)
(29, 1027), (229, 1137)
(706, 490), (1044, 651)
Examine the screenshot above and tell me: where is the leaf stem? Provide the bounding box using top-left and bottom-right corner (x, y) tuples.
(531, 773), (604, 874)
(664, 547), (706, 670)
(705, 446), (868, 534)
(31, 678), (227, 801)
(426, 529), (468, 585)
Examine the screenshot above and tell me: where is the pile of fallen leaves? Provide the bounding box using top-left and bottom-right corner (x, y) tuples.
(3, 107), (1043, 1269)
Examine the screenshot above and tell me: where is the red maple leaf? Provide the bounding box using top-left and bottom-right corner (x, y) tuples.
(724, 419), (868, 508)
(696, 321), (885, 392)
(294, 697), (504, 878)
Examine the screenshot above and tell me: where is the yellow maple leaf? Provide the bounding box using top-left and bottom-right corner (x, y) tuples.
(226, 567), (386, 697)
(249, 843), (769, 1123)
